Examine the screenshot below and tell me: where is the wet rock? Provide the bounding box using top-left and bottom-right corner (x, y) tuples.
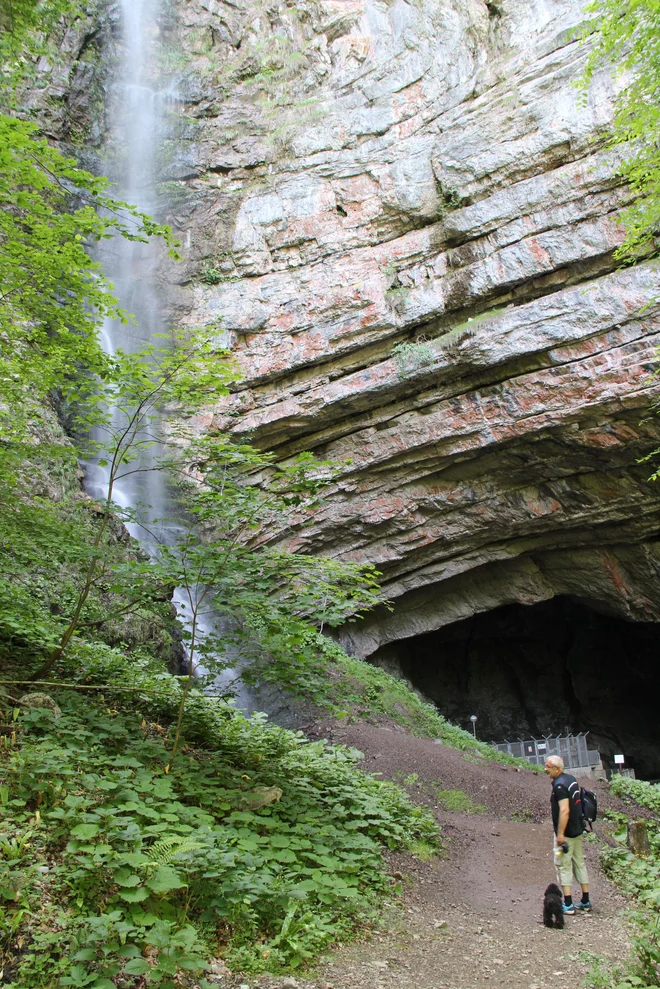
(18, 693), (62, 718)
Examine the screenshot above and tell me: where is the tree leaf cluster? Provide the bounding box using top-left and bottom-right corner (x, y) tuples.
(0, 0), (82, 94)
(581, 0), (660, 261)
(0, 112), (180, 445)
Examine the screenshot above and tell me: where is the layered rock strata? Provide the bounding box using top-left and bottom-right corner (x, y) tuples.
(152, 0), (660, 654)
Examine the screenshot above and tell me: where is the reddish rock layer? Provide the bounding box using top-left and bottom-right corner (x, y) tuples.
(159, 0), (660, 652)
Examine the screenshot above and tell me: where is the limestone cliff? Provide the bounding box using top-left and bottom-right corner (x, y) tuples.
(144, 0), (660, 659)
(49, 0), (660, 667)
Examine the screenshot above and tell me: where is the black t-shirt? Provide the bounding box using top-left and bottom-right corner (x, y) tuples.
(550, 773), (584, 838)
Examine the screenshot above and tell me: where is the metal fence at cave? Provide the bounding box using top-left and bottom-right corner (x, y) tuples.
(491, 732), (601, 769)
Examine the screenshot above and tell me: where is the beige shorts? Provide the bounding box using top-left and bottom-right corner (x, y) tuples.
(554, 834), (589, 887)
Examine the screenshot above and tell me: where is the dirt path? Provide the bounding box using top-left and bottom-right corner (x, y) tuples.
(222, 722), (631, 989)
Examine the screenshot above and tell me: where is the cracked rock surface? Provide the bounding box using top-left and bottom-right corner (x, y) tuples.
(145, 0), (660, 643)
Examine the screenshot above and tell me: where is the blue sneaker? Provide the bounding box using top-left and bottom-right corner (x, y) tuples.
(562, 903), (576, 915)
(576, 900), (592, 913)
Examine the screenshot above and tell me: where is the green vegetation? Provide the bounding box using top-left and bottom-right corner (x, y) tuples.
(437, 183), (464, 212)
(0, 113), (177, 443)
(432, 788), (486, 815)
(509, 808), (534, 823)
(0, 652), (440, 985)
(391, 339), (435, 378)
(0, 364), (383, 723)
(392, 774), (485, 817)
(199, 260), (225, 285)
(610, 775), (660, 815)
(333, 654), (450, 735)
(1, 0), (178, 441)
(405, 839), (438, 863)
(0, 0), (382, 712)
(0, 5), (429, 981)
(0, 0), (83, 93)
(594, 776), (660, 988)
(389, 309), (509, 375)
(333, 654), (538, 768)
(581, 0), (660, 262)
(0, 3), (550, 983)
(447, 306), (506, 337)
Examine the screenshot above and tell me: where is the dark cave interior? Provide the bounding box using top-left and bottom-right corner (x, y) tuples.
(371, 596), (660, 780)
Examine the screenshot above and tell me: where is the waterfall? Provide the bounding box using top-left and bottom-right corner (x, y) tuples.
(85, 0), (255, 711)
(84, 0), (168, 541)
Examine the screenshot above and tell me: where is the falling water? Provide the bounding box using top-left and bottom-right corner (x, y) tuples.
(83, 0), (169, 540)
(85, 0), (255, 710)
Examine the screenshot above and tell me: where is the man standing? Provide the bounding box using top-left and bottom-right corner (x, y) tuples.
(544, 755), (592, 915)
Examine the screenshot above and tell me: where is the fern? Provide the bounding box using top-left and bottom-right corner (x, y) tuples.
(147, 835), (205, 864)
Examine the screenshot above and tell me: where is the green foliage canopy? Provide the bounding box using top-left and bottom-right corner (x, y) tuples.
(0, 0), (80, 88)
(582, 0), (660, 261)
(0, 0), (178, 442)
(0, 114), (178, 443)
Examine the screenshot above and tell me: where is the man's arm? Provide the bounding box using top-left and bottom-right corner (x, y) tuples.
(556, 797), (569, 844)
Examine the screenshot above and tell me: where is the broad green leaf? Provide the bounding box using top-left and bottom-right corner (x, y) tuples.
(117, 945), (142, 958)
(123, 958), (151, 976)
(113, 869), (141, 887)
(118, 887), (150, 903)
(272, 849), (297, 863)
(145, 865), (185, 894)
(71, 823), (100, 839)
(73, 949), (97, 962)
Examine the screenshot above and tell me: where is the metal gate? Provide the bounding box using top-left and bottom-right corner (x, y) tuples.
(491, 732), (600, 769)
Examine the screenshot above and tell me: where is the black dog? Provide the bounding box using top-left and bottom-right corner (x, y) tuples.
(543, 883), (564, 929)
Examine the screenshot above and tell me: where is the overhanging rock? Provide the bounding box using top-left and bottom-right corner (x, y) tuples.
(156, 0), (660, 644)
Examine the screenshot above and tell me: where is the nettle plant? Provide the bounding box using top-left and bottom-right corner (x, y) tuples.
(0, 688), (440, 986)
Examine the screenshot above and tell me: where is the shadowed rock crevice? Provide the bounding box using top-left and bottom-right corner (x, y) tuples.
(370, 595), (660, 779)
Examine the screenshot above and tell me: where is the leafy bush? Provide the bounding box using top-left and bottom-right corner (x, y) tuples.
(0, 676), (440, 985)
(610, 775), (660, 815)
(597, 778), (660, 988)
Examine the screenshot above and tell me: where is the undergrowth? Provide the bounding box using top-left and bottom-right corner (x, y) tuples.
(593, 776), (660, 989)
(432, 787), (486, 815)
(332, 652), (539, 770)
(0, 658), (440, 987)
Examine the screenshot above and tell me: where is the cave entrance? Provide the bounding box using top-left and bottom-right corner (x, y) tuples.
(371, 596), (660, 780)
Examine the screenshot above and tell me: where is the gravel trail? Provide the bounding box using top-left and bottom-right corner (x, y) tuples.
(223, 721), (631, 989)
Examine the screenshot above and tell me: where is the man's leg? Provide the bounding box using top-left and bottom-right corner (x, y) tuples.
(555, 842), (575, 913)
(570, 836), (592, 911)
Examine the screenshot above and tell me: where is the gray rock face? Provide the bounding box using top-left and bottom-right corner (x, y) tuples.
(151, 0), (660, 653)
